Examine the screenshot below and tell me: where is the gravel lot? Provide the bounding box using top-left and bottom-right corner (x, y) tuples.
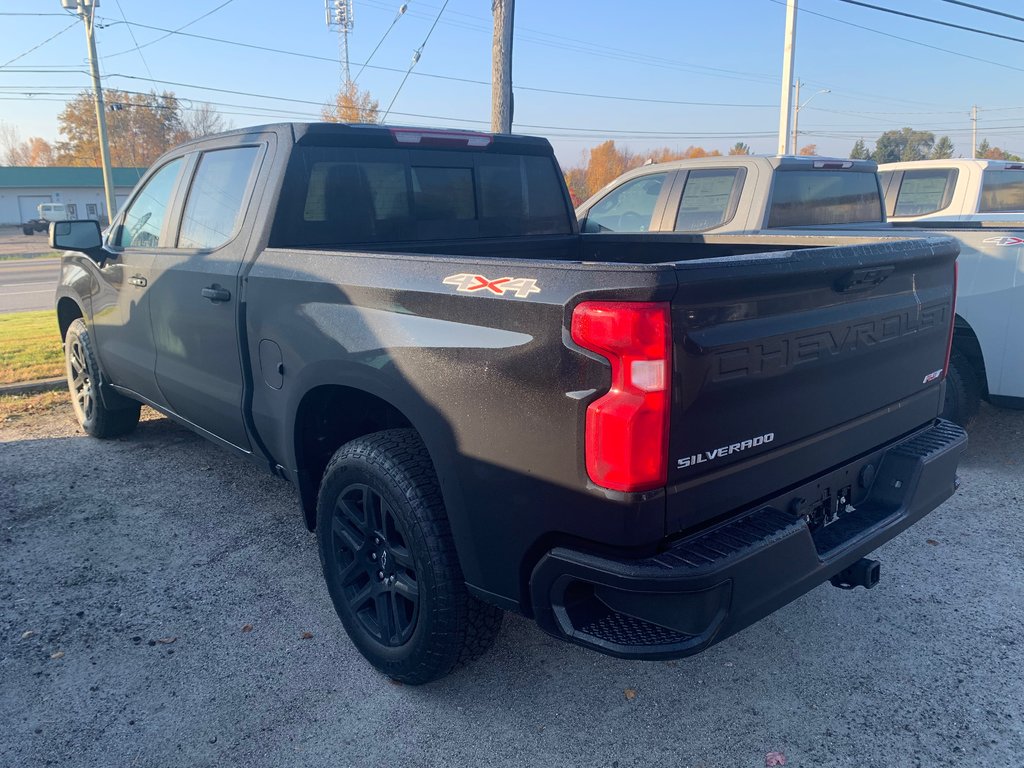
(2, 400), (1022, 767)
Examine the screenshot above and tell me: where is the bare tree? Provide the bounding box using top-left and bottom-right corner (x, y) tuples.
(182, 102), (231, 140)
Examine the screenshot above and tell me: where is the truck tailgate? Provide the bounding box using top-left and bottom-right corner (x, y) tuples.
(666, 236), (958, 533)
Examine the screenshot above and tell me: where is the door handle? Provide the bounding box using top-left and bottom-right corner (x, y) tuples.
(130, 274), (147, 287)
(201, 285), (231, 303)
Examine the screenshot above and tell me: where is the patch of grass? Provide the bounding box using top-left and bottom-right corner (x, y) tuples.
(0, 390), (66, 424)
(0, 311), (64, 385)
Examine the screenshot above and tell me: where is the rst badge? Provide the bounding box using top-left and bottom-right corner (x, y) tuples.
(443, 273), (541, 298)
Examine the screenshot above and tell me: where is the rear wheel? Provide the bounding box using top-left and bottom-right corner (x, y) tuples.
(942, 350), (981, 430)
(64, 318), (141, 438)
(316, 429), (502, 684)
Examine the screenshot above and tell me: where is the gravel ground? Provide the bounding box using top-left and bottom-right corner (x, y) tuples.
(1, 400), (1022, 768)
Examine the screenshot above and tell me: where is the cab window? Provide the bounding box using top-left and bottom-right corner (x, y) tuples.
(178, 147), (260, 250)
(582, 173), (668, 233)
(893, 169), (957, 217)
(116, 158), (184, 248)
(674, 168), (745, 231)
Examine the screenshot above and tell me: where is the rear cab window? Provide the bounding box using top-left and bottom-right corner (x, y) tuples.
(980, 170), (1024, 213)
(768, 169), (883, 227)
(892, 169), (958, 217)
(271, 144), (571, 247)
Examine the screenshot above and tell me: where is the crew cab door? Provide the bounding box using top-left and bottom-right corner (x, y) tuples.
(147, 139), (267, 450)
(92, 157), (186, 404)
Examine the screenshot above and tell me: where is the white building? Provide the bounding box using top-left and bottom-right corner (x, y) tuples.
(0, 166), (146, 225)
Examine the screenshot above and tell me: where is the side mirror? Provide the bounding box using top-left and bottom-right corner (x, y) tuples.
(50, 220), (106, 263)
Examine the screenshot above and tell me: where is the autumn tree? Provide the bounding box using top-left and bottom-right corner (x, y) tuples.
(798, 143), (817, 156)
(0, 122), (54, 166)
(322, 81), (380, 123)
(57, 90), (183, 166)
(728, 142), (751, 156)
(563, 166), (588, 206)
(850, 139), (870, 160)
(977, 139), (1021, 161)
(585, 140), (634, 195)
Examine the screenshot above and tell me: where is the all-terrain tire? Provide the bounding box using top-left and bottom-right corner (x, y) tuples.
(941, 350), (981, 430)
(316, 429), (502, 684)
(64, 318), (141, 438)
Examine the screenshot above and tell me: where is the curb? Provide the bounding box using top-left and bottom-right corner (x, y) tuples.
(0, 377), (65, 396)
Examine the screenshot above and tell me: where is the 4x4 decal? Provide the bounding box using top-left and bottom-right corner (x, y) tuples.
(443, 273), (541, 298)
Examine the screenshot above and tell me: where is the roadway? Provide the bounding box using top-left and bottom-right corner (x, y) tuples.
(0, 258), (60, 313)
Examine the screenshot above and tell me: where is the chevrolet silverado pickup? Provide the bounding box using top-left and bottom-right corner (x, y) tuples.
(52, 124), (965, 684)
(879, 158), (1024, 222)
(577, 153), (1023, 426)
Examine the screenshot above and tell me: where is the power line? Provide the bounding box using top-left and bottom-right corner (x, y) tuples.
(384, 0), (448, 121)
(101, 0), (236, 59)
(937, 0), (1024, 25)
(97, 17), (785, 111)
(0, 21), (78, 70)
(352, 2), (408, 84)
(767, 0), (1024, 75)
(112, 0), (156, 85)
(836, 0), (1024, 45)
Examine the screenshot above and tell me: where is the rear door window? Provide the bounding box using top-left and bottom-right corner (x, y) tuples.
(768, 170), (882, 227)
(178, 146), (260, 250)
(893, 169), (957, 217)
(980, 170), (1024, 212)
(674, 168), (745, 231)
(582, 173), (668, 233)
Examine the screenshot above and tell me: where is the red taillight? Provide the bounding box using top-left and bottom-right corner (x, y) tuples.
(943, 261), (958, 378)
(571, 301), (671, 493)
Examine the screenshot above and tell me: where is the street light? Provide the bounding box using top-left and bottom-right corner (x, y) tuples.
(791, 80), (830, 155)
(62, 0), (116, 221)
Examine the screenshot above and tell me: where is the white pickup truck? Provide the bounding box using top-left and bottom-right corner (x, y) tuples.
(576, 155), (1024, 426)
(878, 159), (1024, 222)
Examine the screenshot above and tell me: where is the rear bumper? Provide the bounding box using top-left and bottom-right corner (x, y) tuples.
(529, 419), (966, 659)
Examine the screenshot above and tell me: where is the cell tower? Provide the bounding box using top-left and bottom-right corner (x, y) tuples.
(325, 0), (355, 83)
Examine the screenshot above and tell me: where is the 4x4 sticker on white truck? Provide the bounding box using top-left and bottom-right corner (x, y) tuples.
(982, 236), (1024, 246)
(443, 273), (541, 298)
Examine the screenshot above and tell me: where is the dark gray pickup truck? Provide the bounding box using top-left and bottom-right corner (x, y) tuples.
(51, 123), (966, 684)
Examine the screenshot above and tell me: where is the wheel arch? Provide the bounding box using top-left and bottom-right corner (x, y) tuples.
(952, 313), (988, 399)
(291, 383), (434, 531)
(56, 295), (84, 341)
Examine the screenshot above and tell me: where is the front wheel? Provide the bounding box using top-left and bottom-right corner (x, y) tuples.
(64, 318), (141, 438)
(316, 429), (502, 684)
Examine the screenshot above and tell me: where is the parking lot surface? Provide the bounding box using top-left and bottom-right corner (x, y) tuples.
(2, 401), (1022, 767)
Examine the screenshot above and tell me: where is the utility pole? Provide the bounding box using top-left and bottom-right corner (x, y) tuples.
(63, 0), (116, 221)
(792, 81), (829, 155)
(971, 105), (978, 158)
(777, 0), (798, 155)
(791, 79), (800, 153)
(491, 0), (514, 133)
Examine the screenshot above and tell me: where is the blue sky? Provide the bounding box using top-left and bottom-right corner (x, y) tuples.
(2, 0), (1024, 166)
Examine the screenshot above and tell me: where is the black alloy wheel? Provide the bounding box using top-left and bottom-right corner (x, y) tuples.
(316, 430), (503, 684)
(330, 483), (419, 647)
(66, 333), (95, 425)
